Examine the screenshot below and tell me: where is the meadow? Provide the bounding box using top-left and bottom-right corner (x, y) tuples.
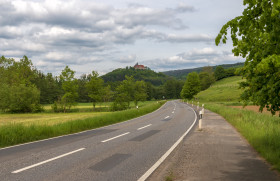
(0, 101), (165, 148)
(194, 76), (280, 172)
(0, 101), (152, 126)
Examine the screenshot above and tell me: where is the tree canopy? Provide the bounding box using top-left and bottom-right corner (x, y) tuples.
(180, 72), (200, 100)
(215, 0), (280, 115)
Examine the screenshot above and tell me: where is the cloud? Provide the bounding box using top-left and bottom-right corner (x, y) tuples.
(0, 0), (238, 76)
(116, 55), (137, 63)
(145, 47), (244, 71)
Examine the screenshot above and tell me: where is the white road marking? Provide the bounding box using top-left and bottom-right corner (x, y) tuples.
(137, 104), (197, 181)
(137, 124), (152, 130)
(101, 132), (130, 143)
(12, 148), (85, 174)
(172, 111), (174, 114)
(164, 116), (170, 119)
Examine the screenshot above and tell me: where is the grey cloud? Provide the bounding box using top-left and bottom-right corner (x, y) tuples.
(174, 4), (195, 13)
(145, 48), (244, 72)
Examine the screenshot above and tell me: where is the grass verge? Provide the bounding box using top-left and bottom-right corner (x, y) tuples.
(205, 103), (280, 172)
(0, 101), (165, 148)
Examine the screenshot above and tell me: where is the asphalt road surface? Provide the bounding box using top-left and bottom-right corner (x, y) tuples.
(0, 100), (197, 181)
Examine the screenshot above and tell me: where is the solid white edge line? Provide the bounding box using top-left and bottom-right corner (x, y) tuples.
(12, 148), (85, 174)
(0, 102), (168, 151)
(137, 103), (197, 181)
(137, 124), (152, 130)
(101, 132), (130, 143)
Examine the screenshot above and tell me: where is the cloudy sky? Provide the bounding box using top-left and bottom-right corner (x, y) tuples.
(0, 0), (245, 76)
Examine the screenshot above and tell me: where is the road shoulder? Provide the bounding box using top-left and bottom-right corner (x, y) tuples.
(147, 108), (280, 181)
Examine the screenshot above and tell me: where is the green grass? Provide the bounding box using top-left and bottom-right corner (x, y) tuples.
(0, 101), (155, 126)
(205, 103), (280, 172)
(196, 76), (243, 103)
(192, 76), (280, 172)
(0, 101), (165, 148)
(42, 101), (152, 112)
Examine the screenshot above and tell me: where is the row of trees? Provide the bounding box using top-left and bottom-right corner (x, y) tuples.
(0, 55), (237, 113)
(0, 56), (173, 113)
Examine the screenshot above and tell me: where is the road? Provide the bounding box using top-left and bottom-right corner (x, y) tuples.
(0, 100), (197, 181)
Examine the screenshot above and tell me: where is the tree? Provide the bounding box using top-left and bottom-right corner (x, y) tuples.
(0, 56), (42, 113)
(199, 72), (213, 90)
(59, 66), (78, 112)
(134, 81), (147, 106)
(214, 66), (226, 80)
(199, 66), (215, 90)
(113, 76), (135, 109)
(180, 72), (200, 100)
(216, 0), (280, 115)
(163, 80), (176, 99)
(86, 71), (104, 110)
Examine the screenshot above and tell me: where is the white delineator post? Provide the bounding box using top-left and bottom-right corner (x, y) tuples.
(199, 110), (202, 130)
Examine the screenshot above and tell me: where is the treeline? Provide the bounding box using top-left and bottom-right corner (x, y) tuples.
(0, 56), (183, 113)
(163, 62), (244, 79)
(0, 55), (240, 113)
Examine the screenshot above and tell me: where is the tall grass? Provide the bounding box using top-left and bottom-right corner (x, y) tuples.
(0, 101), (165, 148)
(205, 103), (280, 172)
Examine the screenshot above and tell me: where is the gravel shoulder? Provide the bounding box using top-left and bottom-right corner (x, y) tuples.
(147, 108), (280, 181)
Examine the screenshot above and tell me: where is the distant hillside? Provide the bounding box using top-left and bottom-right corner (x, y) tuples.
(162, 62), (244, 79)
(101, 67), (172, 86)
(196, 76), (243, 102)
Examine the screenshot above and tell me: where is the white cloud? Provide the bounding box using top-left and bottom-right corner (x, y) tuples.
(145, 47), (243, 71)
(0, 0), (245, 75)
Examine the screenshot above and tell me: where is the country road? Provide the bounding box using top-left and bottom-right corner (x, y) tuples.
(0, 100), (197, 181)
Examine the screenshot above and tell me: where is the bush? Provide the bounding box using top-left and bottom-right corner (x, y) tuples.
(0, 84), (43, 113)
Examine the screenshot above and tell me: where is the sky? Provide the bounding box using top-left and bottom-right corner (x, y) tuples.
(0, 0), (245, 76)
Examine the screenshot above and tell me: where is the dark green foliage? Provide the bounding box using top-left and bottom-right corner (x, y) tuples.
(163, 79), (184, 99)
(180, 72), (200, 100)
(199, 66), (215, 90)
(0, 56), (42, 113)
(59, 66), (79, 112)
(163, 62), (244, 80)
(102, 66), (171, 86)
(77, 74), (91, 103)
(214, 66), (226, 80)
(86, 71), (104, 110)
(112, 76), (148, 110)
(34, 72), (62, 104)
(216, 0), (280, 115)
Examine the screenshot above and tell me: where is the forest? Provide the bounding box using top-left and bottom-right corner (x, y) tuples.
(0, 55), (239, 113)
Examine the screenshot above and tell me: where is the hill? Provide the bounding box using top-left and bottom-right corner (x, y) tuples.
(101, 67), (172, 86)
(162, 62), (244, 79)
(196, 76), (243, 102)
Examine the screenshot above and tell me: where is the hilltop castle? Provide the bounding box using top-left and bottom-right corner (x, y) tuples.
(134, 63), (147, 70)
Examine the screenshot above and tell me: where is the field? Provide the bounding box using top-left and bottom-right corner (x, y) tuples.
(194, 76), (280, 172)
(0, 101), (165, 148)
(196, 76), (243, 102)
(0, 101), (152, 126)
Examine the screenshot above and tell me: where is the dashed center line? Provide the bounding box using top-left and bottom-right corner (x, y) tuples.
(137, 124), (152, 130)
(12, 148), (85, 173)
(165, 116), (170, 119)
(101, 132), (130, 143)
(172, 111), (174, 114)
